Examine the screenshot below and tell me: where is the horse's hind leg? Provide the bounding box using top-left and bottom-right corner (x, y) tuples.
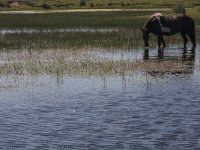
(187, 31), (196, 49)
(180, 32), (188, 49)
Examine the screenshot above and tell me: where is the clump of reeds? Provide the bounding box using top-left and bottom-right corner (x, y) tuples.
(173, 4), (186, 14)
(41, 2), (51, 9)
(80, 0), (86, 6)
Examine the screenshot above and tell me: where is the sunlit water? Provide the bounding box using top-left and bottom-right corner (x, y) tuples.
(0, 45), (200, 149)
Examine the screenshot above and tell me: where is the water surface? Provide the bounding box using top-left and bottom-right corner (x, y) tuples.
(0, 29), (200, 149)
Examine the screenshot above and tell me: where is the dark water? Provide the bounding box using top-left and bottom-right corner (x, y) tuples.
(0, 47), (200, 149)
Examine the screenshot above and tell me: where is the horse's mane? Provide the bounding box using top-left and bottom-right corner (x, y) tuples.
(150, 12), (163, 18)
(142, 13), (163, 31)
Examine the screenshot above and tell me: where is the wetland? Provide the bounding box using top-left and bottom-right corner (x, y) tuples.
(0, 11), (200, 149)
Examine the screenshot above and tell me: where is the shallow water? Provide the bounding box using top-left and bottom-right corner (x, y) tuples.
(0, 44), (200, 150)
(0, 28), (119, 35)
(0, 8), (199, 148)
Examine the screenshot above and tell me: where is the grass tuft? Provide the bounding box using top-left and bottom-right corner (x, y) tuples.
(173, 4), (186, 14)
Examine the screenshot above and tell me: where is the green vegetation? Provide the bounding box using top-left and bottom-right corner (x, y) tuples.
(173, 4), (186, 14)
(0, 11), (148, 29)
(0, 0), (200, 10)
(0, 30), (143, 50)
(0, 11), (147, 50)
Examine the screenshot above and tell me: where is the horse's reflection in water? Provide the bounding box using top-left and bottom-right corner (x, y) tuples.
(143, 47), (195, 61)
(143, 47), (195, 75)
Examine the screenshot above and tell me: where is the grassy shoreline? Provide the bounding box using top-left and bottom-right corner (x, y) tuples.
(0, 11), (153, 29)
(0, 0), (200, 11)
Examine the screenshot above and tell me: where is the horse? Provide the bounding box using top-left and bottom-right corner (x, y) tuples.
(141, 13), (196, 50)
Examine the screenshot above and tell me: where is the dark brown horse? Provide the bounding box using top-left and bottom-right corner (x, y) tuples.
(141, 13), (196, 49)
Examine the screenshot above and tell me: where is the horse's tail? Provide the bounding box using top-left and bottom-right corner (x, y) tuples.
(191, 19), (196, 48)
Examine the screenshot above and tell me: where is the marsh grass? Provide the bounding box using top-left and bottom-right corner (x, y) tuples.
(0, 11), (199, 77)
(0, 48), (194, 77)
(0, 27), (199, 50)
(0, 29), (143, 50)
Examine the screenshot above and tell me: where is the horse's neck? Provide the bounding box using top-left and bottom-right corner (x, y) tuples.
(155, 16), (171, 33)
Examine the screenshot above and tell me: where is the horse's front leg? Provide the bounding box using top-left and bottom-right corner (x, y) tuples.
(161, 36), (166, 48)
(157, 35), (166, 48)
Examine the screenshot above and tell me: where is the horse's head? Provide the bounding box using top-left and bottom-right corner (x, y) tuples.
(141, 13), (162, 49)
(141, 27), (149, 48)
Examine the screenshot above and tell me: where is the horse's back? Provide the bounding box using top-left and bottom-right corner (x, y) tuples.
(175, 14), (194, 26)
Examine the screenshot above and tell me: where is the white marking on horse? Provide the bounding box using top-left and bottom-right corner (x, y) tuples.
(155, 15), (171, 33)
